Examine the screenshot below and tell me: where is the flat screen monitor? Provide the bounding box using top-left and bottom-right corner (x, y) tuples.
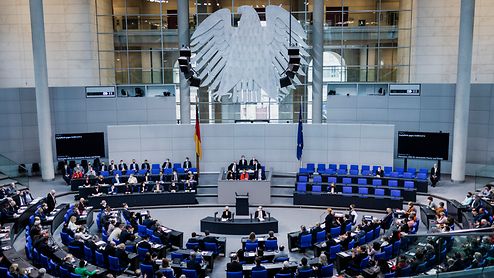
(397, 131), (449, 160)
(55, 132), (105, 160)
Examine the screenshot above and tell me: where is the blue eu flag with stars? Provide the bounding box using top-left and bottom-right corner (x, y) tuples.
(297, 103), (304, 161)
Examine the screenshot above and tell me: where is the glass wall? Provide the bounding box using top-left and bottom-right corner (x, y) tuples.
(95, 0), (412, 123)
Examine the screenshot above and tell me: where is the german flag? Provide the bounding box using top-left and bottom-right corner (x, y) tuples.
(194, 107), (202, 160)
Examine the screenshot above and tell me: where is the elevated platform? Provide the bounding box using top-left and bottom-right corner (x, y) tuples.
(200, 216), (278, 235)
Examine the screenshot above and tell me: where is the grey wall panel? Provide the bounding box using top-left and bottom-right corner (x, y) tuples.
(108, 123), (394, 173)
(0, 101), (22, 114)
(469, 111), (490, 124)
(420, 96), (455, 110)
(356, 96), (388, 108)
(388, 96), (421, 109)
(326, 108), (358, 121)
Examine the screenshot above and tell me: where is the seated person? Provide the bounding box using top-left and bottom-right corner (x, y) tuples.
(267, 231), (277, 240)
(255, 206), (268, 221)
(186, 252), (202, 272)
(141, 159), (150, 171)
(96, 175), (106, 186)
(112, 174), (122, 184)
(328, 182), (336, 194)
(74, 260), (97, 277)
(247, 232), (257, 243)
(86, 167), (96, 177)
(129, 159), (139, 171)
(156, 259), (174, 277)
(114, 243), (130, 269)
(92, 185), (102, 196)
(153, 182), (164, 193)
(123, 183), (132, 194)
(252, 258), (266, 271)
(137, 235), (152, 251)
(162, 158), (172, 170)
(83, 177), (91, 187)
(277, 261), (292, 275)
(108, 184), (118, 195)
(461, 192), (474, 206)
(221, 206), (232, 221)
(169, 182), (178, 193)
(227, 255), (243, 272)
(240, 169), (249, 180)
(227, 161), (239, 179)
(127, 174), (138, 184)
(375, 166), (384, 177)
(183, 157), (192, 171)
(297, 257), (311, 275)
(226, 170), (234, 180)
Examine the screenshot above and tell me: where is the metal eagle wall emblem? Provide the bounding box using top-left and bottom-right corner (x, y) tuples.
(190, 5), (309, 103)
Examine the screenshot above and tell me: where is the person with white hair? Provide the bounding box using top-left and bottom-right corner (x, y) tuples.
(277, 260), (292, 275)
(255, 206), (268, 221)
(221, 206), (232, 221)
(46, 189), (56, 212)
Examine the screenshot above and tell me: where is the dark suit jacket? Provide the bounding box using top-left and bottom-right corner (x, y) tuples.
(183, 161), (192, 169)
(137, 240), (152, 251)
(239, 159), (248, 167)
(221, 211), (232, 219)
(122, 209), (131, 221)
(142, 163), (150, 170)
(118, 163), (127, 171)
(100, 165), (108, 172)
(375, 169), (384, 177)
(431, 167), (440, 178)
(115, 248), (130, 267)
(47, 193), (56, 212)
(255, 210), (267, 219)
(129, 163), (139, 171)
(119, 230), (134, 243)
(228, 163), (238, 173)
(227, 261), (243, 272)
(162, 162), (172, 169)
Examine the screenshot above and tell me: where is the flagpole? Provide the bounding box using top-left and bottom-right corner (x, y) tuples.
(195, 97), (200, 179)
(299, 96), (303, 169)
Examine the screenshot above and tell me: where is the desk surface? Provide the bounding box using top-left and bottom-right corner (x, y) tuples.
(200, 216), (278, 235)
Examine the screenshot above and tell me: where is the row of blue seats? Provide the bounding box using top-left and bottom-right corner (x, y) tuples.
(99, 167), (198, 177)
(227, 265), (334, 278)
(299, 163), (428, 178)
(298, 176), (417, 187)
(296, 182), (404, 198)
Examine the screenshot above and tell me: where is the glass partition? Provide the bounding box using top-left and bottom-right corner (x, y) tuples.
(0, 154), (29, 188)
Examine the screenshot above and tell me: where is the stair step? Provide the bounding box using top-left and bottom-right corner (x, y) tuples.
(197, 184), (218, 188)
(271, 184), (295, 189)
(271, 194), (294, 198)
(196, 193), (218, 198)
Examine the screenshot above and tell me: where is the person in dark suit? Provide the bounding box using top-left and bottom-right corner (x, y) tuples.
(186, 252), (202, 272)
(46, 190), (56, 213)
(227, 255), (243, 272)
(203, 230), (217, 244)
(162, 159), (172, 170)
(100, 162), (108, 172)
(114, 243), (130, 268)
(381, 208), (394, 231)
(112, 174), (121, 184)
(375, 166), (384, 177)
(61, 255), (76, 273)
(183, 157), (192, 170)
(141, 159), (151, 171)
(68, 234), (85, 257)
(136, 235), (152, 251)
(121, 203), (131, 221)
(118, 160), (127, 171)
(324, 208), (337, 232)
(221, 206), (232, 221)
(239, 155), (248, 168)
(119, 226), (135, 244)
(430, 164), (440, 187)
(109, 160), (117, 174)
(249, 157), (257, 166)
(129, 159), (139, 171)
(227, 161), (239, 179)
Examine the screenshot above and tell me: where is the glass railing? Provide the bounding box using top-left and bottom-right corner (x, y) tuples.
(475, 165), (494, 191)
(393, 227), (494, 277)
(0, 154), (29, 188)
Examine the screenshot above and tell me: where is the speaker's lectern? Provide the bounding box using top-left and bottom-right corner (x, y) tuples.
(235, 192), (249, 216)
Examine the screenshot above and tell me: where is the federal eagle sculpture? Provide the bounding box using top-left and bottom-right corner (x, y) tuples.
(190, 5), (309, 103)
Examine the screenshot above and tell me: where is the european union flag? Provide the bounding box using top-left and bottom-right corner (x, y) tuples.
(297, 103), (304, 161)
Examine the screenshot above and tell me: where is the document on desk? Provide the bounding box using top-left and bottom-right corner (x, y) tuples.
(339, 251), (351, 257)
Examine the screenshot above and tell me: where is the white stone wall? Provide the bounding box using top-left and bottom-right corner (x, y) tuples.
(411, 0), (494, 83)
(0, 0), (99, 88)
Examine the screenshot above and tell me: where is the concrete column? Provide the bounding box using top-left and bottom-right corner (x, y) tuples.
(29, 0), (55, 181)
(451, 0), (475, 182)
(312, 0), (324, 123)
(178, 0), (190, 124)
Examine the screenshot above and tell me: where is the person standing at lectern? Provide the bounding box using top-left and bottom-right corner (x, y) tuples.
(430, 164), (440, 187)
(221, 206), (232, 221)
(240, 169), (249, 180)
(239, 155), (248, 168)
(255, 206), (267, 221)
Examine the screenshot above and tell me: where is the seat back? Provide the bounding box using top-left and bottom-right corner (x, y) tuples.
(84, 246), (93, 263)
(298, 175), (308, 182)
(48, 259), (59, 276)
(392, 240), (401, 256)
(317, 163), (326, 172)
(357, 178), (367, 185)
(348, 239), (355, 250)
(399, 265), (411, 276)
(245, 241), (258, 251)
(140, 263), (155, 278)
(375, 188), (385, 196)
(173, 163), (181, 170)
(350, 164), (359, 170)
(59, 266), (70, 278)
(226, 272), (243, 278)
(182, 269), (198, 278)
(95, 250), (105, 267)
(328, 177), (337, 184)
(365, 231), (374, 243)
(358, 187), (368, 195)
(138, 247), (150, 260)
(330, 227), (340, 238)
(299, 234), (312, 249)
(204, 242), (219, 254)
(297, 268), (314, 278)
(360, 257), (370, 268)
(315, 230), (326, 243)
(313, 175), (322, 184)
(152, 163), (160, 169)
(342, 177), (352, 184)
(342, 186), (352, 194)
(372, 179), (382, 186)
(251, 269), (268, 278)
(312, 185), (322, 192)
(416, 173), (427, 180)
(388, 180), (398, 187)
(306, 163), (315, 171)
(137, 224), (147, 237)
(390, 190), (401, 198)
(264, 239), (278, 251)
(186, 241), (200, 250)
(275, 274), (292, 278)
(320, 264), (334, 277)
(383, 245), (393, 260)
(296, 182), (306, 192)
(404, 181), (414, 189)
(108, 255), (122, 272)
(329, 244), (341, 260)
(39, 253), (49, 269)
